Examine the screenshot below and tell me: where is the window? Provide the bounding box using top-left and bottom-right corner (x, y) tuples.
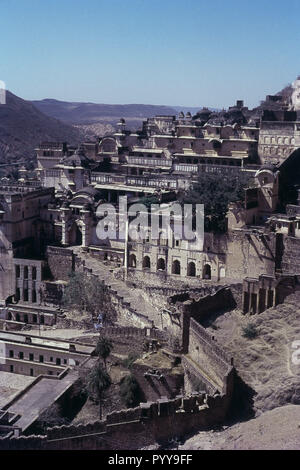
(50, 357), (53, 362)
(24, 266), (28, 279)
(10, 365), (14, 373)
(128, 254), (136, 268)
(32, 267), (37, 280)
(30, 369), (34, 376)
(39, 355), (44, 363)
(142, 256), (151, 269)
(16, 265), (20, 278)
(203, 264), (211, 280)
(172, 260), (181, 275)
(29, 353), (34, 361)
(187, 262), (196, 277)
(157, 258), (166, 271)
(18, 352), (24, 360)
(9, 350), (14, 358)
(56, 358), (61, 366)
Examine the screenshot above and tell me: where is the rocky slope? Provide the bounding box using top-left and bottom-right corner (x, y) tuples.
(206, 291), (300, 415)
(177, 404), (300, 450)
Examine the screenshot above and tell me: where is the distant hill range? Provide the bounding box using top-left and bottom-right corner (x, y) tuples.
(0, 91), (82, 165)
(32, 99), (213, 125)
(0, 81), (295, 167)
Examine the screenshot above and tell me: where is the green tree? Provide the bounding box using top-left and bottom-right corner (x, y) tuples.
(122, 351), (139, 369)
(95, 336), (113, 370)
(119, 374), (142, 408)
(86, 360), (112, 419)
(179, 171), (251, 233)
(62, 272), (116, 321)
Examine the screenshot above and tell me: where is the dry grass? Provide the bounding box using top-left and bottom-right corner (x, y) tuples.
(207, 292), (300, 414)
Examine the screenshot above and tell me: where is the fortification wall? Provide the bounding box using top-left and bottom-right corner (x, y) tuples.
(181, 287), (237, 323)
(184, 318), (233, 395)
(0, 392), (231, 450)
(74, 257), (154, 329)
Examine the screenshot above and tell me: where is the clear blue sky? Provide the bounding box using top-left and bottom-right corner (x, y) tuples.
(0, 0), (299, 108)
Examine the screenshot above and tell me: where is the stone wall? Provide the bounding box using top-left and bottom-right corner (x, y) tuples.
(46, 246), (74, 281)
(0, 392), (232, 450)
(183, 318), (233, 395)
(225, 231), (277, 281)
(281, 236), (300, 275)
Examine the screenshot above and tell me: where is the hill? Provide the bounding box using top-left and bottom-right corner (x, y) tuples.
(0, 91), (82, 164)
(31, 99), (180, 125)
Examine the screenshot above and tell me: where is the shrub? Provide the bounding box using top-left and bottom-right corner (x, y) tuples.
(119, 374), (142, 408)
(242, 322), (258, 339)
(122, 351), (139, 369)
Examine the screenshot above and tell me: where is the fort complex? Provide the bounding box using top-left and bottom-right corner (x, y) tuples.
(0, 88), (300, 449)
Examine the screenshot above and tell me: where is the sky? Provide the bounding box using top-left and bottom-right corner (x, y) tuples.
(0, 0), (300, 109)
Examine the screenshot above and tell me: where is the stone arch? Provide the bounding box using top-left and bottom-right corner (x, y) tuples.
(157, 258), (166, 271)
(128, 254), (136, 268)
(203, 263), (211, 279)
(219, 266), (226, 278)
(143, 255), (151, 269)
(172, 260), (181, 275)
(69, 222), (82, 246)
(187, 261), (196, 277)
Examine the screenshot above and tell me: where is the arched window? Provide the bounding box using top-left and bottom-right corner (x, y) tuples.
(157, 258), (166, 271)
(32, 289), (37, 303)
(187, 261), (196, 277)
(203, 264), (211, 280)
(142, 256), (151, 269)
(24, 266), (28, 279)
(128, 254), (136, 268)
(172, 260), (181, 275)
(32, 267), (37, 280)
(219, 267), (226, 278)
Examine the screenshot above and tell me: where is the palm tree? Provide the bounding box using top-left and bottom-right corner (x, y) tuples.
(95, 336), (113, 370)
(86, 360), (111, 419)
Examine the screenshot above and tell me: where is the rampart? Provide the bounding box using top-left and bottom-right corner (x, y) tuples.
(0, 391), (231, 450)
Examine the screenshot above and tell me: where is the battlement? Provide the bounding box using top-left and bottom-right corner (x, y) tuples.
(0, 391), (231, 449)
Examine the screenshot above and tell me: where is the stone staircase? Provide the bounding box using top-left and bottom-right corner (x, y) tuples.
(71, 247), (161, 327)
